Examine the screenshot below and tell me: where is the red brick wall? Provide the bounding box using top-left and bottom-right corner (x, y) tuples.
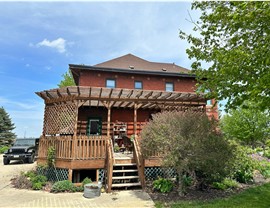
(78, 107), (156, 123)
(206, 99), (219, 120)
(79, 70), (196, 92)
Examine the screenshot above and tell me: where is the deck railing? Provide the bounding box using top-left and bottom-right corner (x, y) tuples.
(38, 135), (108, 160)
(133, 136), (145, 188)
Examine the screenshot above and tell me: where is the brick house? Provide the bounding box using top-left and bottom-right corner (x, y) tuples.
(36, 54), (217, 192)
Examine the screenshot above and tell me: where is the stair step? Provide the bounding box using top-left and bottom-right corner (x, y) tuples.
(113, 169), (138, 173)
(112, 182), (141, 188)
(114, 163), (136, 166)
(112, 176), (139, 180)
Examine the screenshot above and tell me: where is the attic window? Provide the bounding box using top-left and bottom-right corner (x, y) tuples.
(162, 68), (167, 71)
(129, 66), (134, 69)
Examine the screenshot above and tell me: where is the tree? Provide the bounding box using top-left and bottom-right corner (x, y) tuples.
(141, 111), (235, 195)
(221, 103), (270, 149)
(0, 107), (16, 146)
(57, 70), (75, 88)
(180, 2), (270, 111)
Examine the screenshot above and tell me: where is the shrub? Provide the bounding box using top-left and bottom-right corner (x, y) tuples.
(12, 175), (32, 189)
(263, 150), (270, 159)
(23, 170), (48, 190)
(213, 178), (238, 190)
(153, 177), (173, 193)
(82, 177), (92, 186)
(32, 182), (43, 190)
(31, 175), (47, 185)
(47, 146), (56, 167)
(24, 170), (36, 179)
(51, 180), (76, 193)
(231, 144), (257, 183)
(182, 174), (193, 187)
(141, 111), (235, 194)
(75, 177), (93, 192)
(257, 160), (270, 178)
(76, 185), (84, 192)
(0, 146), (10, 154)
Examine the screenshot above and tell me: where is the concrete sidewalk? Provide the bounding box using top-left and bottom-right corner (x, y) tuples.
(0, 184), (155, 208)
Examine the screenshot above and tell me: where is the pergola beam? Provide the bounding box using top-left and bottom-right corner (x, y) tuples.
(37, 87), (207, 110)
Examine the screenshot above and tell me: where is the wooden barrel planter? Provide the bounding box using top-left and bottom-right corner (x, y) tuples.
(83, 183), (101, 198)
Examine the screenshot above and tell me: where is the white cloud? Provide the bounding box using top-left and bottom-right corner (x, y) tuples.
(36, 38), (67, 53)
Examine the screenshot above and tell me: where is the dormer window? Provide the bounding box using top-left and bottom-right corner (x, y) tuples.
(129, 66), (134, 69)
(162, 68), (167, 71)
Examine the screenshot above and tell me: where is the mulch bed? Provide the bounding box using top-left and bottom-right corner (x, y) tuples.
(145, 181), (258, 204)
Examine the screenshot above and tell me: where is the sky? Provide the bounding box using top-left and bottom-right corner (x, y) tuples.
(0, 1), (202, 138)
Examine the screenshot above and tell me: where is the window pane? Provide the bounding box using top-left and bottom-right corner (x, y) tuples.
(207, 100), (212, 105)
(135, 81), (142, 89)
(165, 83), (174, 92)
(106, 79), (115, 88)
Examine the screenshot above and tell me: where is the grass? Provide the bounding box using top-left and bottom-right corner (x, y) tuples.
(155, 183), (270, 208)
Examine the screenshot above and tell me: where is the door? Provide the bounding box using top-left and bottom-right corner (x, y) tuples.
(87, 118), (102, 135)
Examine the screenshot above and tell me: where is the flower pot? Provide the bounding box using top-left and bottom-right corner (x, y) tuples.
(83, 183), (101, 198)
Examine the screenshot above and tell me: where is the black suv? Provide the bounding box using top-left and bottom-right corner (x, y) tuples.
(3, 138), (39, 165)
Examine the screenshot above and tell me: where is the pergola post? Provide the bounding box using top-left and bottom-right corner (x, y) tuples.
(107, 106), (111, 137)
(74, 100), (79, 136)
(134, 103), (137, 135)
(102, 101), (112, 137)
(72, 100), (79, 160)
(133, 103), (143, 136)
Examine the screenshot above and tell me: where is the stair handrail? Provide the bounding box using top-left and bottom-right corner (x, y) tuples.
(105, 137), (114, 192)
(133, 135), (145, 188)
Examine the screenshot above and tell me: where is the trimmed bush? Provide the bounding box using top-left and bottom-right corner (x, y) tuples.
(51, 180), (76, 193)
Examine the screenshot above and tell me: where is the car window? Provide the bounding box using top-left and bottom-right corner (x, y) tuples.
(14, 139), (36, 146)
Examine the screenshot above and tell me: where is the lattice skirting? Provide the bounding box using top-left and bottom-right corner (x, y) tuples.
(145, 167), (177, 181)
(98, 169), (105, 182)
(37, 167), (69, 182)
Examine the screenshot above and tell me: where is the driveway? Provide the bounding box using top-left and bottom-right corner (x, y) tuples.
(0, 154), (154, 207)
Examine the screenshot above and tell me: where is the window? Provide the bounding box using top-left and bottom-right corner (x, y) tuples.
(134, 81), (143, 89)
(106, 79), (116, 88)
(207, 99), (212, 105)
(165, 82), (174, 92)
(87, 118), (102, 135)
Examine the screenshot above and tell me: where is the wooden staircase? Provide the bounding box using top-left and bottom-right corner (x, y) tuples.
(105, 136), (145, 192)
(111, 161), (142, 189)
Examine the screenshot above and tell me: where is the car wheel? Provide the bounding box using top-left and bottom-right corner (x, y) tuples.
(28, 153), (35, 163)
(3, 157), (10, 165)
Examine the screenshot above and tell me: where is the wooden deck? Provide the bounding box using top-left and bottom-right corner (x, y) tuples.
(38, 135), (107, 169)
(37, 135), (162, 169)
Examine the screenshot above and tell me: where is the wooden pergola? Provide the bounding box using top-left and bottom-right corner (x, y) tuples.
(36, 86), (207, 189)
(36, 86), (206, 136)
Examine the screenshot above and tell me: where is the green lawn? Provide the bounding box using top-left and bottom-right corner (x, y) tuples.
(156, 183), (270, 208)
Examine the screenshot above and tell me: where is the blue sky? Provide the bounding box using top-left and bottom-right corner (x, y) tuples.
(0, 1), (202, 138)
